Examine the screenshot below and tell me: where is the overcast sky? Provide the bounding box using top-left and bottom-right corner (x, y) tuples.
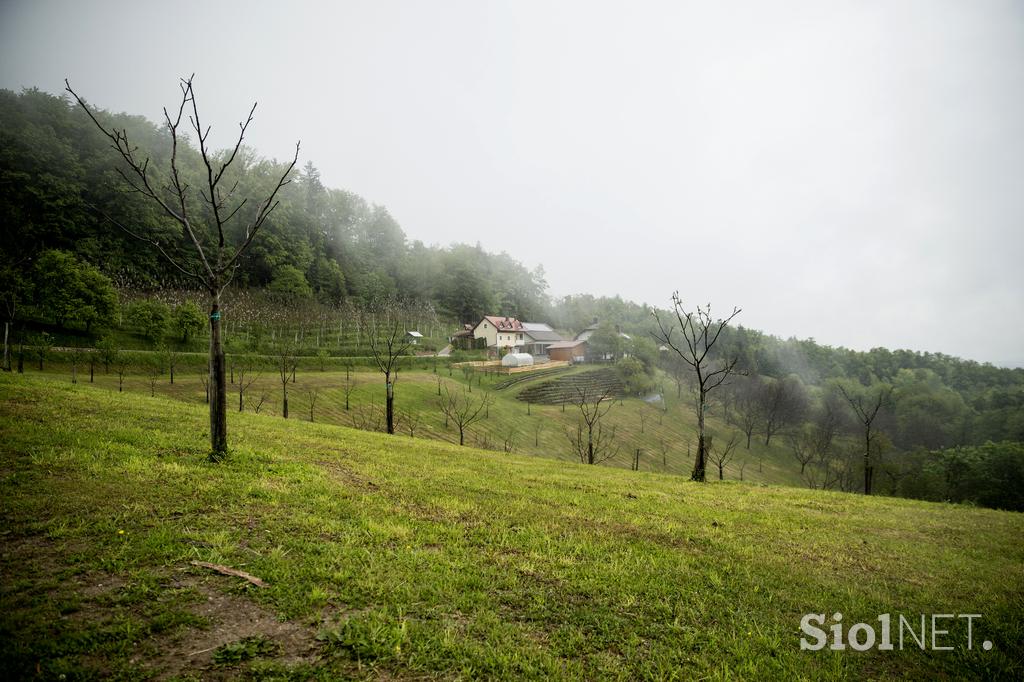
(2, 0), (1022, 366)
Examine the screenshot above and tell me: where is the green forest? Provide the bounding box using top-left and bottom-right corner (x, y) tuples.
(2, 86), (1022, 512)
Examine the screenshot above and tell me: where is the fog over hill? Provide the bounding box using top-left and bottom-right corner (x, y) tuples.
(1, 0), (1022, 365)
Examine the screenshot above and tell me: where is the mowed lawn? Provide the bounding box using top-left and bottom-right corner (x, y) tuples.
(1, 374), (1022, 680)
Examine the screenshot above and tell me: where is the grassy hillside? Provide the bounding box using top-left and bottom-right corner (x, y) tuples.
(21, 360), (805, 486)
(1, 374), (1022, 680)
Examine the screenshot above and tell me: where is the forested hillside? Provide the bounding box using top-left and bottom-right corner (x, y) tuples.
(0, 87), (548, 321)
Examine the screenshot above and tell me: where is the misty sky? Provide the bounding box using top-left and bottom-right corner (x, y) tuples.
(2, 0), (1022, 366)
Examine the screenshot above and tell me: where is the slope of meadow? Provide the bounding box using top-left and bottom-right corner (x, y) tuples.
(21, 360), (806, 486)
(1, 373), (1021, 680)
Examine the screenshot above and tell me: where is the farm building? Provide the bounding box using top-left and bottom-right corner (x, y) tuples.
(449, 324), (478, 350)
(547, 340), (587, 363)
(519, 322), (563, 357)
(406, 331), (423, 345)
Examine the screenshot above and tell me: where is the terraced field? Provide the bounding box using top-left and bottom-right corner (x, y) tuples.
(491, 365), (574, 390)
(516, 367), (624, 404)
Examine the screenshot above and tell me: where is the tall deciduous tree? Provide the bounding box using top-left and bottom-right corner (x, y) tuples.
(836, 381), (895, 495)
(67, 76), (299, 459)
(653, 293), (741, 482)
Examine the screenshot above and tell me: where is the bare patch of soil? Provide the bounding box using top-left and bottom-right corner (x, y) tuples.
(141, 573), (320, 680)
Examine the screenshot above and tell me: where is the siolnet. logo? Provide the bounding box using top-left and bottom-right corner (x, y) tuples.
(799, 613), (994, 652)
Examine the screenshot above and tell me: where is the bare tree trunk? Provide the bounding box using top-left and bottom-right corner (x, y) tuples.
(386, 377), (394, 434)
(209, 296), (228, 459)
(864, 431), (873, 495)
(2, 322), (8, 371)
(694, 406), (707, 481)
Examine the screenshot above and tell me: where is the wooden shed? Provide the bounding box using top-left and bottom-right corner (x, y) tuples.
(546, 340), (587, 363)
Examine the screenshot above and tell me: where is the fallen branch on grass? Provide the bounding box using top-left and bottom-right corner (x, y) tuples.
(190, 560), (268, 588)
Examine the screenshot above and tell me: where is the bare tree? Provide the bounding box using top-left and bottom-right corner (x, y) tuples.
(707, 432), (741, 480)
(789, 395), (842, 477)
(340, 368), (357, 411)
(145, 360), (164, 397)
(653, 293), (741, 481)
(503, 427), (517, 453)
(350, 403), (384, 432)
(249, 390), (270, 414)
(307, 388), (319, 422)
(759, 375), (809, 446)
(274, 341), (297, 419)
(86, 349), (98, 383)
(532, 420), (544, 447)
(69, 348), (85, 384)
(401, 409), (422, 437)
(837, 382), (895, 495)
(236, 354), (260, 412)
(565, 387), (619, 465)
(161, 345), (181, 385)
(787, 428), (817, 475)
(114, 354), (130, 393)
(66, 76), (299, 460)
(366, 307), (412, 434)
(438, 385), (491, 445)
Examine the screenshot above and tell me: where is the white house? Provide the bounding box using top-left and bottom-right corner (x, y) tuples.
(472, 316), (525, 351)
(471, 316), (563, 356)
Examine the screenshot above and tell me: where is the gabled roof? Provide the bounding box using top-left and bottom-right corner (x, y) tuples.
(522, 322), (561, 342)
(406, 331), (423, 338)
(547, 340), (587, 350)
(479, 315), (524, 331)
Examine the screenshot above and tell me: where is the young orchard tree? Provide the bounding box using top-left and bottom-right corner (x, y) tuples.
(30, 333), (53, 371)
(503, 427), (517, 454)
(438, 385), (492, 446)
(401, 409), (423, 437)
(340, 366), (357, 411)
(236, 354), (260, 412)
(707, 432), (741, 480)
(114, 354), (130, 392)
(565, 387), (619, 465)
(366, 305), (413, 434)
(69, 348), (85, 384)
(307, 388), (319, 422)
(653, 293), (741, 482)
(66, 76), (299, 461)
(274, 341), (297, 419)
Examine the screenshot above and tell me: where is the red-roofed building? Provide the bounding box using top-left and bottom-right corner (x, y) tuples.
(472, 316), (525, 352)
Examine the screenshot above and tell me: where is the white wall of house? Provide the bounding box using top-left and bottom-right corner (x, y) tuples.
(472, 320), (524, 349)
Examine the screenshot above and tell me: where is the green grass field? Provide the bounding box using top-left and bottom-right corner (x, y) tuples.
(22, 359), (806, 487)
(1, 373), (1022, 680)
